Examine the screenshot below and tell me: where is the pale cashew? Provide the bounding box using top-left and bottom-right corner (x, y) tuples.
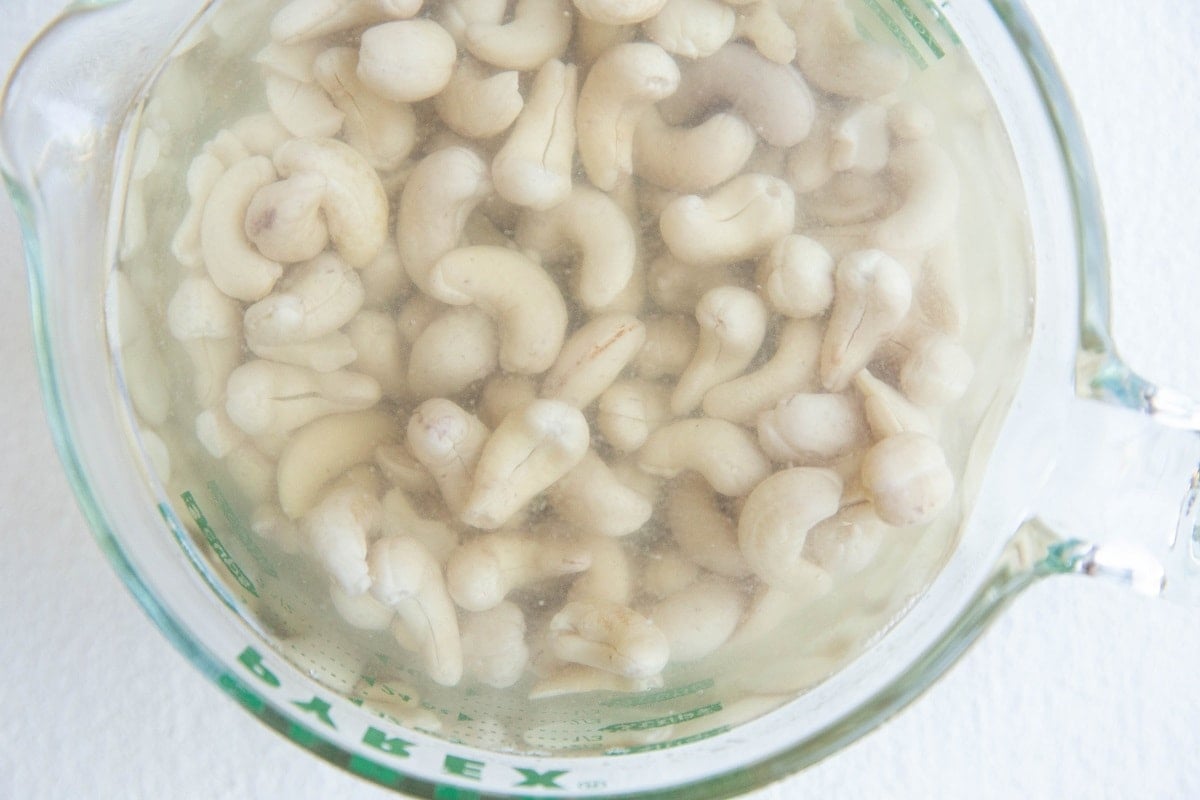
(195, 407), (246, 460)
(666, 473), (752, 577)
(379, 489), (459, 562)
(860, 432), (953, 527)
(356, 20), (457, 104)
(277, 410), (396, 518)
(376, 449), (436, 494)
(642, 0), (735, 59)
(648, 576), (745, 662)
(271, 0), (422, 44)
(201, 156), (283, 302)
(461, 602), (530, 688)
(567, 533), (636, 605)
(807, 172), (891, 227)
(464, 0), (573, 71)
(274, 137), (390, 268)
(460, 399), (590, 529)
(230, 113), (292, 157)
(820, 249), (913, 391)
(576, 43), (681, 191)
(573, 0), (667, 23)
(256, 40), (326, 83)
(548, 451), (654, 537)
(738, 467), (840, 588)
(225, 360), (380, 440)
(407, 399), (490, 514)
(917, 239), (967, 336)
(345, 310), (407, 399)
(243, 253), (365, 346)
(596, 379), (670, 452)
(516, 186), (637, 310)
(368, 536), (463, 686)
(793, 0), (908, 99)
(303, 479), (382, 594)
(491, 60), (577, 210)
(899, 334), (974, 407)
(435, 57), (524, 140)
(313, 47), (418, 171)
(528, 663), (662, 700)
(249, 331), (358, 373)
(633, 314), (698, 379)
(888, 100), (936, 141)
(262, 74), (345, 139)
(659, 43), (814, 147)
(445, 532), (591, 611)
(173, 152), (227, 270)
(872, 140), (960, 253)
(244, 173), (330, 263)
(166, 276), (243, 408)
(672, 286), (768, 415)
(784, 112), (833, 194)
(757, 391), (868, 463)
(703, 317), (822, 424)
(734, 0), (796, 63)
(639, 418), (770, 496)
(757, 234), (835, 319)
(437, 0), (506, 46)
(548, 601), (669, 678)
(805, 502), (886, 577)
(425, 246), (568, 375)
(478, 374), (539, 428)
(330, 582), (395, 630)
(541, 314), (646, 408)
(397, 147), (492, 293)
(830, 101), (889, 174)
(660, 174), (795, 267)
(407, 307), (500, 399)
(640, 546), (700, 599)
(633, 107), (757, 193)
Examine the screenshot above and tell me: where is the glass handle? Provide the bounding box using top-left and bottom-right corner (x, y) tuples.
(1031, 351), (1200, 603)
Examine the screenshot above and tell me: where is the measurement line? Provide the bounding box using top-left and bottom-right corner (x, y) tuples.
(888, 0), (944, 59)
(915, 0), (962, 44)
(861, 0), (928, 69)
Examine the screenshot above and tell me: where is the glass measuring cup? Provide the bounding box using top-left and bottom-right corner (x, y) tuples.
(5, 1), (1200, 797)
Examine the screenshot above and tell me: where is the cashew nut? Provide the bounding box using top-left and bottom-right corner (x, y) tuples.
(425, 246), (568, 375)
(642, 0), (735, 59)
(634, 314), (698, 379)
(548, 601), (669, 678)
(407, 307), (500, 400)
(460, 399), (589, 529)
(672, 286), (768, 415)
(201, 156), (283, 302)
(648, 576), (745, 662)
(461, 602), (530, 688)
(277, 410), (397, 518)
(313, 47), (418, 171)
(660, 174), (796, 267)
(330, 582), (395, 630)
(478, 374), (539, 429)
(166, 276), (243, 407)
(173, 152), (227, 270)
(244, 253), (365, 347)
(356, 20), (457, 103)
(344, 310), (407, 399)
(541, 314), (646, 408)
(572, 0), (667, 23)
(821, 249), (913, 391)
(529, 663), (663, 700)
(567, 533), (635, 605)
(757, 391), (869, 463)
(633, 107), (757, 193)
(899, 335), (974, 407)
(659, 43), (814, 147)
(249, 330), (359, 373)
(733, 0), (796, 63)
(639, 418), (770, 496)
(738, 466), (840, 588)
(576, 43), (681, 192)
(376, 447), (436, 494)
(225, 360), (381, 439)
(274, 137), (390, 268)
(666, 473), (752, 577)
(860, 432), (953, 527)
(380, 489), (459, 562)
(793, 0), (909, 99)
(445, 532), (591, 611)
(407, 399), (490, 514)
(368, 536), (463, 686)
(435, 57), (524, 140)
(549, 450), (653, 537)
(437, 0), (506, 46)
(873, 141), (960, 254)
(703, 318), (822, 424)
(758, 234), (835, 319)
(596, 379), (670, 452)
(244, 173), (330, 264)
(464, 0), (573, 71)
(271, 0), (422, 44)
(489, 59), (577, 210)
(303, 479), (381, 594)
(262, 70), (345, 139)
(805, 502), (885, 577)
(230, 112), (292, 157)
(830, 101), (889, 174)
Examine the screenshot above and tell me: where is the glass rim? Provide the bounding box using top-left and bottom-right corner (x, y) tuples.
(2, 0), (1111, 796)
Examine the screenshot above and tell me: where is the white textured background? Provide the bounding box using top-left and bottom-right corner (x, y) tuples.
(3, 2), (1200, 798)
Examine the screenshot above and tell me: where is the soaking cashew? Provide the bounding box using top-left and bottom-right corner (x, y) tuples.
(273, 137), (389, 268)
(596, 379), (670, 452)
(313, 47), (418, 171)
(633, 108), (757, 193)
(830, 101), (889, 174)
(243, 253), (364, 347)
(634, 315), (698, 379)
(437, 0), (506, 45)
(666, 473), (752, 577)
(703, 318), (822, 424)
(244, 173), (329, 264)
(277, 410), (396, 518)
(425, 246), (568, 375)
(860, 432), (954, 527)
(344, 311), (407, 399)
(461, 602), (530, 688)
(659, 174), (796, 267)
(821, 249), (913, 391)
(567, 534), (635, 605)
(576, 42), (681, 192)
(873, 141), (960, 253)
(303, 479), (381, 594)
(445, 532), (591, 611)
(805, 502), (886, 577)
(231, 112), (292, 157)
(548, 451), (654, 537)
(793, 0), (909, 99)
(648, 576), (744, 662)
(757, 392), (869, 463)
(572, 0), (667, 24)
(261, 71), (345, 139)
(407, 307), (500, 400)
(758, 235), (835, 319)
(642, 0), (735, 59)
(166, 276), (243, 407)
(465, 0), (573, 71)
(225, 360), (381, 439)
(639, 418), (770, 496)
(201, 156), (283, 302)
(357, 20), (457, 103)
(460, 399), (590, 529)
(435, 57), (524, 140)
(659, 43), (814, 148)
(195, 407), (246, 459)
(738, 467), (840, 588)
(379, 489), (459, 562)
(900, 335), (974, 407)
(734, 0), (796, 64)
(271, 0), (422, 44)
(330, 582), (395, 630)
(548, 601), (669, 678)
(173, 152), (227, 270)
(249, 330), (358, 373)
(515, 186), (637, 310)
(854, 369), (934, 438)
(672, 286), (768, 415)
(368, 536), (463, 686)
(541, 314), (646, 408)
(491, 59), (577, 210)
(407, 399), (490, 514)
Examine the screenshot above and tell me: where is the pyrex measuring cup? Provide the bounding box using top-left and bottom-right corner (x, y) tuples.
(5, 0), (1200, 797)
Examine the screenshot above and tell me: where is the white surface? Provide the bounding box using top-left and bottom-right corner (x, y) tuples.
(3, 3), (1200, 799)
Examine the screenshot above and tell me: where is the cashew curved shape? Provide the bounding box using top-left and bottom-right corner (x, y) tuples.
(659, 173), (796, 267)
(407, 398), (490, 514)
(734, 0), (796, 64)
(465, 0), (573, 71)
(642, 0), (735, 59)
(666, 473), (752, 577)
(407, 306), (500, 399)
(437, 0), (506, 45)
(596, 379), (670, 453)
(703, 318), (822, 424)
(314, 47), (418, 171)
(806, 502), (886, 578)
(659, 43), (814, 148)
(244, 253), (365, 346)
(461, 602), (530, 688)
(244, 173), (329, 264)
(226, 359), (381, 439)
(549, 600), (669, 678)
(576, 42), (681, 192)
(541, 314), (646, 408)
(757, 391), (868, 463)
(672, 286), (768, 415)
(303, 481), (381, 594)
(435, 57), (524, 140)
(758, 235), (835, 319)
(793, 0), (909, 99)
(860, 432), (953, 527)
(461, 399), (590, 529)
(549, 450), (654, 537)
(426, 246), (569, 375)
(271, 0), (422, 44)
(572, 0), (667, 23)
(445, 532), (591, 611)
(649, 576), (744, 662)
(357, 20), (457, 103)
(872, 140), (961, 253)
(263, 73), (345, 139)
(167, 276), (243, 407)
(638, 418), (770, 496)
(277, 410), (396, 518)
(491, 59), (577, 210)
(738, 467), (841, 588)
(201, 155), (283, 302)
(900, 335), (974, 407)
(173, 152), (227, 270)
(633, 107), (756, 193)
(820, 249), (913, 391)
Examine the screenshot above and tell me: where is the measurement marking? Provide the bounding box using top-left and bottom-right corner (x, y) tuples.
(861, 0), (928, 69)
(600, 702), (723, 733)
(609, 726), (731, 754)
(888, 0), (944, 59)
(208, 480), (277, 577)
(181, 491), (258, 596)
(916, 0), (961, 44)
(601, 678), (715, 708)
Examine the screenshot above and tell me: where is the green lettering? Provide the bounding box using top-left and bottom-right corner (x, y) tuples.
(443, 755), (485, 781)
(363, 727), (415, 757)
(237, 647), (280, 688)
(514, 767), (568, 789)
(349, 754), (402, 785)
(292, 696), (336, 728)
